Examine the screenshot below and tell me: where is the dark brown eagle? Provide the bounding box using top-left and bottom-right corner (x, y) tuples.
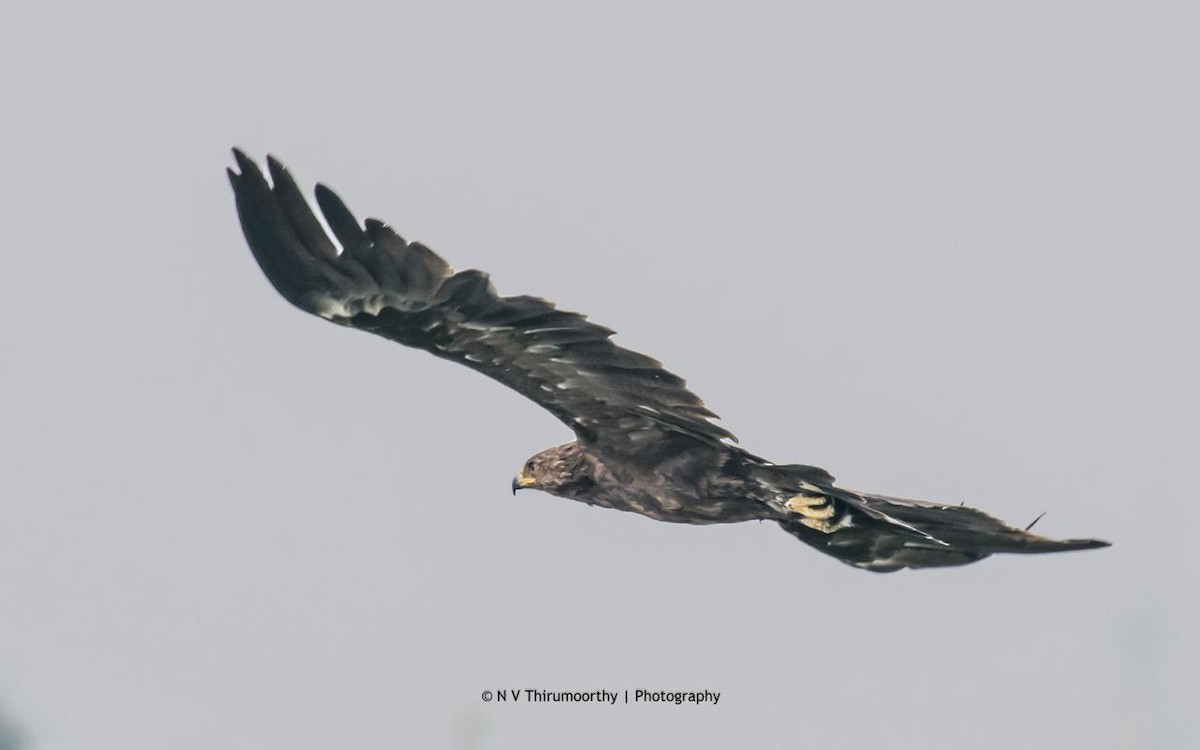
(228, 150), (1109, 572)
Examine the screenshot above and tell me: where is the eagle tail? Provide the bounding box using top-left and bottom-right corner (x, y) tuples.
(779, 488), (1110, 572)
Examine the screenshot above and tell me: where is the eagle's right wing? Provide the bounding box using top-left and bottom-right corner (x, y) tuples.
(778, 488), (1110, 572)
(228, 151), (734, 453)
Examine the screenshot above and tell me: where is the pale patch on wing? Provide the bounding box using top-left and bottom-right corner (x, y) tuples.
(312, 297), (350, 321)
(657, 494), (683, 511)
(523, 326), (576, 335)
(851, 556), (906, 572)
(313, 292), (399, 321)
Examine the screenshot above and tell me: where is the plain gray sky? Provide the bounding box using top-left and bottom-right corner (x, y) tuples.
(2, 1), (1196, 748)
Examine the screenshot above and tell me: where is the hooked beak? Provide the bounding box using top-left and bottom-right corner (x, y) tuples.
(512, 470), (535, 495)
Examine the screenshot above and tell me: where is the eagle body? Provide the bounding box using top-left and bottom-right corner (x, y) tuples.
(228, 151), (1110, 573)
(526, 440), (779, 525)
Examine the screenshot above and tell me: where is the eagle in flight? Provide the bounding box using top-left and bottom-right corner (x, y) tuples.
(228, 151), (1109, 572)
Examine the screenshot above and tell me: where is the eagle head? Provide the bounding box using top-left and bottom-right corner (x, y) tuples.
(512, 441), (590, 496)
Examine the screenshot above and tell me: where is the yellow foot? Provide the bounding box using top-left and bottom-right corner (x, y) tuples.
(786, 493), (838, 532)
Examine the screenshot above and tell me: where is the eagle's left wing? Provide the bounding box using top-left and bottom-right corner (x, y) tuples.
(227, 151), (734, 453)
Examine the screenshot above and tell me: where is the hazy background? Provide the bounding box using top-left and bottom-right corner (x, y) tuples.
(2, 2), (1196, 748)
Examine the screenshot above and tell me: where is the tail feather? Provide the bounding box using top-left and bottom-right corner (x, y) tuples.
(779, 488), (1110, 573)
(858, 491), (1111, 553)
